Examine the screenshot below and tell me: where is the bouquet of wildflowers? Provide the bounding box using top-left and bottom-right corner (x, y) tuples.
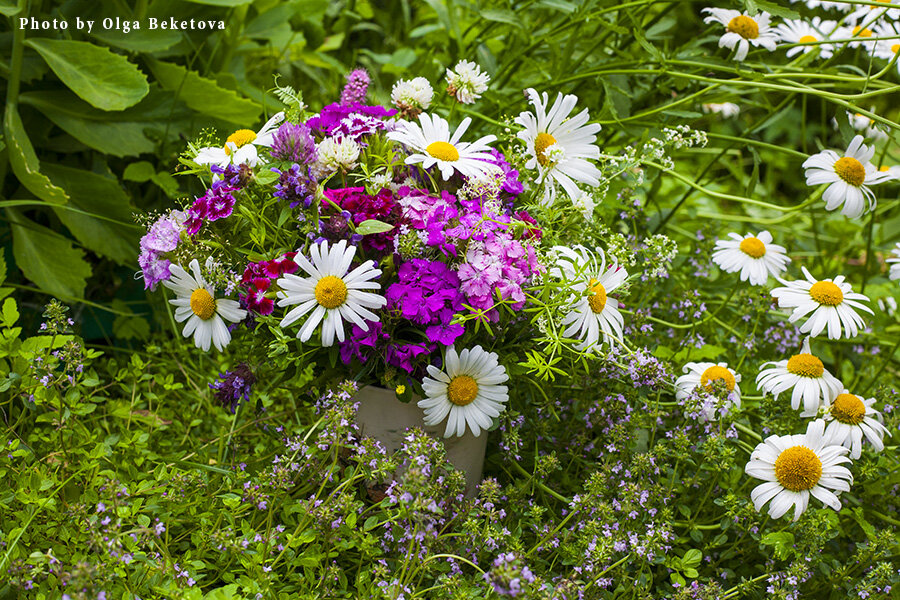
(137, 65), (640, 438)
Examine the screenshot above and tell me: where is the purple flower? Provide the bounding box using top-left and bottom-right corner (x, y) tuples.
(270, 122), (317, 164)
(273, 163), (317, 208)
(307, 102), (396, 138)
(138, 251), (172, 291)
(485, 553), (535, 597)
(210, 363), (256, 413)
(340, 68), (370, 105)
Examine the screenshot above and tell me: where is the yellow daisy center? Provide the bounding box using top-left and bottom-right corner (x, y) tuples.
(587, 278), (607, 314)
(786, 353), (825, 378)
(798, 35), (817, 44)
(534, 132), (558, 167)
(892, 43), (900, 54)
(189, 288), (217, 320)
(852, 26), (873, 38)
(880, 165), (891, 172)
(774, 446), (822, 492)
(809, 281), (844, 306)
(314, 275), (348, 309)
(223, 129), (257, 155)
(727, 15), (759, 40)
(447, 375), (479, 406)
(739, 237), (767, 258)
(833, 156), (866, 187)
(700, 365), (736, 392)
(831, 393), (866, 425)
(426, 141), (460, 162)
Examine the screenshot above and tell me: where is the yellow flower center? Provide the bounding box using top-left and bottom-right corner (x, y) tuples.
(223, 129), (257, 155)
(833, 156), (866, 187)
(727, 15), (759, 40)
(189, 288), (217, 320)
(395, 384), (406, 395)
(892, 43), (900, 54)
(425, 141), (460, 162)
(587, 278), (607, 314)
(700, 365), (736, 392)
(786, 353), (825, 378)
(809, 281), (844, 306)
(880, 165), (891, 172)
(798, 35), (817, 44)
(831, 393), (866, 425)
(852, 26), (873, 38)
(447, 375), (479, 406)
(739, 237), (767, 258)
(774, 446), (822, 492)
(314, 275), (348, 309)
(534, 132), (558, 167)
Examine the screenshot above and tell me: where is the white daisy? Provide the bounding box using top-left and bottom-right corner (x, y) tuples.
(550, 245), (627, 351)
(194, 112), (285, 170)
(711, 231), (791, 286)
(888, 243), (900, 281)
(745, 419), (853, 521)
(701, 102), (741, 118)
(163, 259), (246, 352)
(872, 20), (900, 60)
(445, 60), (490, 104)
(419, 345), (509, 438)
(802, 135), (892, 218)
(776, 18), (837, 58)
(391, 77), (434, 116)
(276, 240), (386, 346)
(849, 2), (900, 28)
(824, 390), (891, 459)
(515, 88), (602, 205)
(771, 267), (873, 339)
(842, 23), (878, 52)
(756, 337), (843, 417)
(387, 113), (496, 181)
(846, 110), (888, 142)
(674, 362), (742, 421)
(702, 9), (779, 62)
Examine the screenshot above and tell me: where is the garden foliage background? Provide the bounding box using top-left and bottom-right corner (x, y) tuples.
(1, 0), (900, 598)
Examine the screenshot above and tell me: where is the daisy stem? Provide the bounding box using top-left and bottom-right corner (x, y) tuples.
(860, 207), (876, 294)
(733, 422), (763, 442)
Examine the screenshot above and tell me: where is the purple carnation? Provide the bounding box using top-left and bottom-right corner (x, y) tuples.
(385, 259), (466, 346)
(138, 252), (172, 291)
(270, 122), (317, 165)
(307, 102), (396, 138)
(185, 180), (238, 235)
(340, 68), (370, 105)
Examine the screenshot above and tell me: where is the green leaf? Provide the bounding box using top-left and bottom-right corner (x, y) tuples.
(0, 254), (6, 285)
(671, 344), (727, 363)
(745, 0), (800, 19)
(2, 298), (18, 328)
(760, 532), (795, 560)
(3, 104), (69, 205)
(183, 0), (252, 5)
(8, 209), (92, 298)
(146, 58), (261, 125)
(0, 0), (21, 16)
(481, 9), (521, 27)
(43, 163), (139, 265)
(91, 28), (182, 53)
(25, 38), (149, 111)
(682, 549), (702, 568)
(356, 219), (394, 235)
(123, 161), (156, 183)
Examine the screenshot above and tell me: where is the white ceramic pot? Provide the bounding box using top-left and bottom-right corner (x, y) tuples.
(354, 385), (487, 498)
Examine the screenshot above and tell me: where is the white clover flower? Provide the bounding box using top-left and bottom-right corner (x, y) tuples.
(391, 77), (434, 114)
(315, 136), (361, 176)
(702, 9), (779, 62)
(445, 60), (490, 104)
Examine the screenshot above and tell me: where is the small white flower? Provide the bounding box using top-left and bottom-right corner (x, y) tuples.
(515, 88), (602, 205)
(571, 188), (597, 220)
(445, 60), (490, 104)
(315, 136), (361, 177)
(276, 240), (386, 346)
(419, 345), (509, 438)
(824, 390), (891, 459)
(802, 135), (892, 218)
(164, 259), (246, 352)
(776, 18), (837, 58)
(771, 267), (873, 340)
(846, 110), (888, 142)
(872, 20), (900, 60)
(675, 362), (742, 421)
(711, 231), (791, 286)
(745, 419), (853, 521)
(701, 102), (741, 118)
(550, 245), (627, 351)
(756, 337), (843, 417)
(391, 77), (434, 114)
(194, 112), (285, 170)
(387, 113), (496, 181)
(702, 8), (779, 62)
(888, 243), (900, 281)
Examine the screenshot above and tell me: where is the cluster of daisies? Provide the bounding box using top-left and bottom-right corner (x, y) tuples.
(703, 2), (900, 64)
(676, 224), (894, 520)
(140, 64), (630, 439)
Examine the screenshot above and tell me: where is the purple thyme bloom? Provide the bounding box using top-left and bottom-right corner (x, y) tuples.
(270, 122), (317, 164)
(210, 363), (256, 413)
(340, 68), (370, 105)
(485, 553), (536, 597)
(272, 163), (317, 208)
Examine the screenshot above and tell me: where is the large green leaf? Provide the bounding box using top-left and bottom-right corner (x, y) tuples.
(3, 104), (69, 205)
(20, 90), (190, 157)
(146, 58), (261, 125)
(25, 38), (149, 111)
(0, 0), (21, 16)
(180, 0), (253, 5)
(8, 209), (92, 299)
(43, 164), (139, 265)
(91, 28), (182, 53)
